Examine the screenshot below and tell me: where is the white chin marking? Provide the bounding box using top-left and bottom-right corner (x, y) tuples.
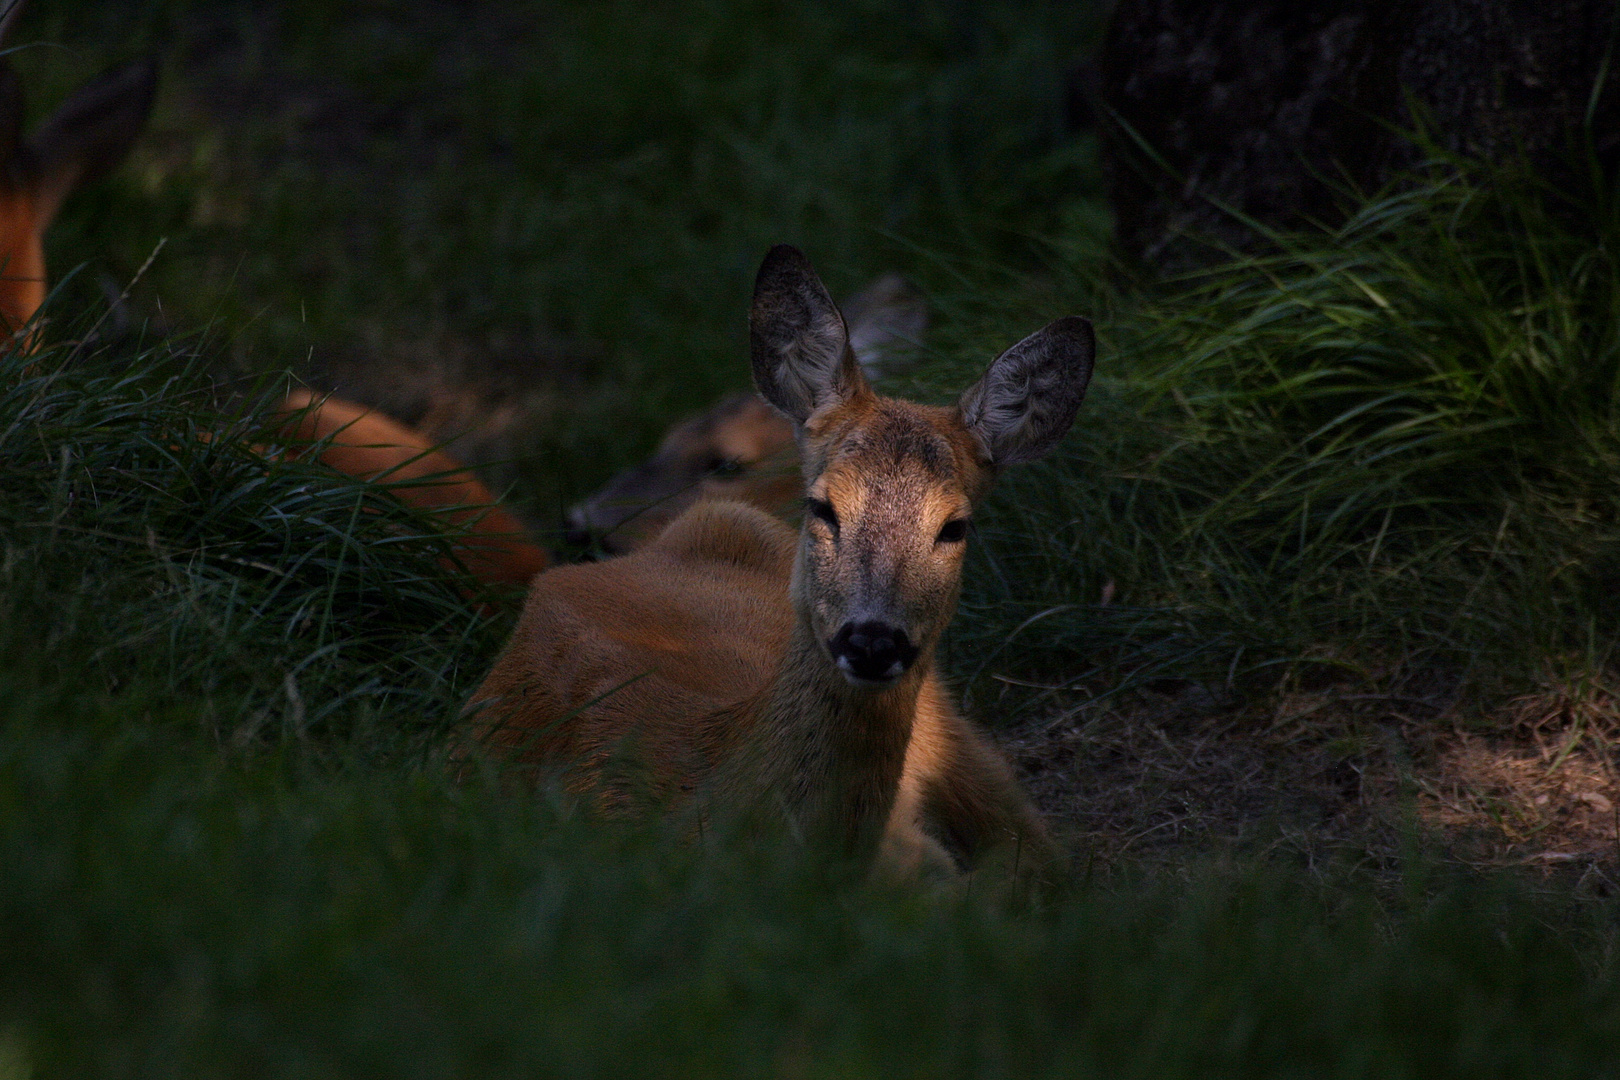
(835, 655), (898, 688)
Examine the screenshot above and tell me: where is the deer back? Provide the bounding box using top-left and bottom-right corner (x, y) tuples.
(472, 499), (796, 798)
(273, 389), (549, 588)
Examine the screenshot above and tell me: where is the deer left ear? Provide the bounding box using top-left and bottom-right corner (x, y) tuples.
(749, 244), (868, 425)
(959, 316), (1095, 466)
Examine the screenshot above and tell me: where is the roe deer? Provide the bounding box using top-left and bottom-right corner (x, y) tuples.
(270, 389), (550, 588)
(470, 245), (1094, 884)
(0, 10), (157, 340)
(565, 272), (926, 553)
(0, 12), (542, 594)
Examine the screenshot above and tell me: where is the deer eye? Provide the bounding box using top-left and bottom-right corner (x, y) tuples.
(806, 497), (839, 536)
(706, 456), (746, 478)
(936, 518), (970, 544)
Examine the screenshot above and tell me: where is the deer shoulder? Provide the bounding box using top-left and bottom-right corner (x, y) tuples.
(473, 500), (794, 789)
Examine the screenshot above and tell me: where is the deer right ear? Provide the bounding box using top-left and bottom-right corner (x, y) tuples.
(959, 316), (1095, 466)
(750, 244), (868, 424)
(0, 62), (25, 181)
(26, 55), (158, 224)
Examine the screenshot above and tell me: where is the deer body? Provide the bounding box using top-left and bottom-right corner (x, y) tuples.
(477, 498), (1048, 870)
(471, 246), (1094, 881)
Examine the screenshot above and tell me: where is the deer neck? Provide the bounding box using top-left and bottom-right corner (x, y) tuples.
(738, 617), (928, 860)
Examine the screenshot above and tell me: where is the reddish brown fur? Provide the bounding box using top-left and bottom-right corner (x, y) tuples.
(471, 501), (794, 794)
(0, 187), (46, 339)
(273, 389), (549, 588)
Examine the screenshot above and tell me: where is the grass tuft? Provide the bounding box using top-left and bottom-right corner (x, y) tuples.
(943, 152), (1620, 721)
(0, 321), (502, 753)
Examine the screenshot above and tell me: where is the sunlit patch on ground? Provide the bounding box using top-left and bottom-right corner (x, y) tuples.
(1418, 678), (1620, 868)
(1000, 677), (1620, 885)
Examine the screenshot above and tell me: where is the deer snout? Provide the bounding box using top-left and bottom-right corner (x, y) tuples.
(828, 620), (917, 685)
(562, 506), (601, 550)
(563, 500), (635, 554)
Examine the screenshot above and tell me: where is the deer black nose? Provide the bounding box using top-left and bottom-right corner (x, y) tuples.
(560, 522), (621, 559)
(829, 620), (917, 684)
(561, 506), (606, 551)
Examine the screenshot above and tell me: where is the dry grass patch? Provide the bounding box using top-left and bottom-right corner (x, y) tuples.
(1416, 676), (1620, 868)
(999, 675), (1620, 886)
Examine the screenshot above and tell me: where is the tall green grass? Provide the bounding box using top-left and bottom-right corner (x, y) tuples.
(5, 306), (1617, 1075)
(4, 3), (1620, 1070)
(0, 325), (499, 751)
(3, 673), (1619, 1076)
(941, 155), (1620, 712)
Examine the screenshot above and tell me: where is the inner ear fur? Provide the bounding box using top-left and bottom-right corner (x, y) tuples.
(959, 315), (1095, 466)
(749, 244), (868, 424)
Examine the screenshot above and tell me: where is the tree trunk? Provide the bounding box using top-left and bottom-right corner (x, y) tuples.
(1098, 0), (1620, 271)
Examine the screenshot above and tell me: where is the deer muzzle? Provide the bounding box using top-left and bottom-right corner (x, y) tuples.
(827, 620), (917, 685)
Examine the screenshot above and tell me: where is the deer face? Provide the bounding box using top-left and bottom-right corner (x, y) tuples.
(565, 393), (798, 553)
(749, 244), (1095, 688)
(794, 395), (986, 684)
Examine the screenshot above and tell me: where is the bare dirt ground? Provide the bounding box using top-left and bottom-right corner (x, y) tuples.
(984, 676), (1620, 893)
(999, 680), (1620, 891)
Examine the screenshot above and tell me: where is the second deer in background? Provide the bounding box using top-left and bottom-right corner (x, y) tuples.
(0, 1), (547, 595)
(565, 272), (927, 553)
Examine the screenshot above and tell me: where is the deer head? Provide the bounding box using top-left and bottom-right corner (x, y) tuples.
(750, 244), (1094, 685)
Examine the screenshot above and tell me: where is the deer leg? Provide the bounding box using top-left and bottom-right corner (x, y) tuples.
(922, 722), (1066, 895)
(873, 773), (961, 885)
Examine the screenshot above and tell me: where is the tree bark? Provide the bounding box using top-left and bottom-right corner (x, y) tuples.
(1098, 0), (1620, 270)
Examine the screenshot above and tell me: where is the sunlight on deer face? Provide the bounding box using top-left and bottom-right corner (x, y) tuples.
(750, 245), (1095, 688)
(795, 396), (985, 684)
